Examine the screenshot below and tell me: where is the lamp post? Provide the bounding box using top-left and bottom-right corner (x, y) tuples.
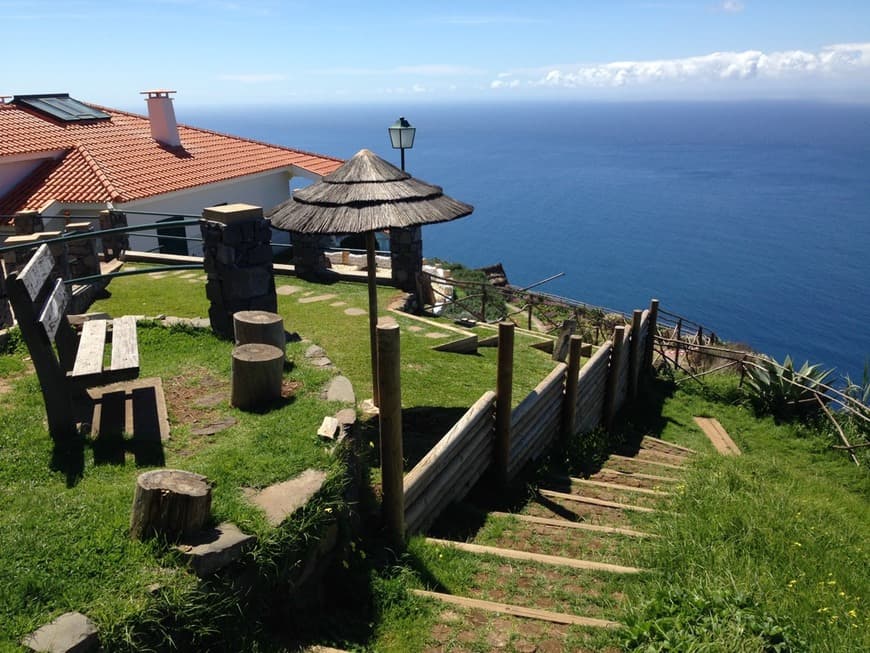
(388, 116), (415, 171)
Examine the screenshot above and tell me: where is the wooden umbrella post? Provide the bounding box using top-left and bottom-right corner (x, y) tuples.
(378, 323), (404, 546)
(366, 231), (380, 407)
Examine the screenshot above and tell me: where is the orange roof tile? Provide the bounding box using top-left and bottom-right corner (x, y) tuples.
(0, 101), (343, 215)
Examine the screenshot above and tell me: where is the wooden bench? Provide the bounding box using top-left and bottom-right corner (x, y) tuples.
(6, 243), (139, 441)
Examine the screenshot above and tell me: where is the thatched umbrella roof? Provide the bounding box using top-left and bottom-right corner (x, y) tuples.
(268, 148), (473, 233)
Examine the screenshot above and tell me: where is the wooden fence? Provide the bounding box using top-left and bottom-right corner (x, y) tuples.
(392, 300), (656, 537)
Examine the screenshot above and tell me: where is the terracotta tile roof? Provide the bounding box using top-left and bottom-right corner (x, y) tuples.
(0, 101), (343, 215)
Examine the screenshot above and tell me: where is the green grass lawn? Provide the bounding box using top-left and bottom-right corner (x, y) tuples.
(1, 267), (559, 651)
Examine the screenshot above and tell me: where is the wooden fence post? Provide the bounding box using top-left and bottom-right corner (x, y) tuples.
(628, 310), (643, 400)
(377, 323), (404, 547)
(562, 335), (583, 442)
(366, 232), (380, 407)
(604, 325), (626, 433)
(673, 318), (682, 369)
(495, 321), (515, 485)
(645, 299), (659, 373)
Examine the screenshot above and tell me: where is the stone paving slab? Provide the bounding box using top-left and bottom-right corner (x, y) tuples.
(175, 523), (256, 577)
(22, 611), (99, 653)
(323, 375), (355, 403)
(245, 469), (328, 526)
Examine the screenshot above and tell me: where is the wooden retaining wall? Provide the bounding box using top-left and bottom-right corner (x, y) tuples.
(404, 391), (496, 535)
(399, 300), (659, 537)
(574, 340), (612, 435)
(507, 363), (568, 480)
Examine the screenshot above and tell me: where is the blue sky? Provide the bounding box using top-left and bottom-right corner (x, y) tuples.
(3, 0), (870, 108)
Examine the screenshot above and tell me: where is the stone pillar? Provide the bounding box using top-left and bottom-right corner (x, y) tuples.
(390, 226), (422, 293)
(290, 232), (330, 279)
(2, 231), (69, 280)
(65, 222), (100, 280)
(200, 204), (276, 340)
(13, 210), (43, 235)
(98, 210), (130, 261)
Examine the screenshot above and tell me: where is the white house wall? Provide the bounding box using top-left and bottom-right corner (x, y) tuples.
(122, 171), (292, 255)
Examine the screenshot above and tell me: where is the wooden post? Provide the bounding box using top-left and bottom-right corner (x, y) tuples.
(367, 232), (380, 407)
(377, 323), (404, 546)
(233, 310), (285, 354)
(562, 335), (583, 441)
(527, 301), (533, 331)
(645, 299), (659, 373)
(604, 326), (626, 433)
(480, 285), (487, 322)
(130, 469), (211, 541)
(628, 310), (643, 400)
(494, 322), (515, 485)
(673, 318), (682, 370)
(231, 343), (284, 410)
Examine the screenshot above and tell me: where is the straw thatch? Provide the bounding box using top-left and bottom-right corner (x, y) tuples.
(269, 148), (473, 234)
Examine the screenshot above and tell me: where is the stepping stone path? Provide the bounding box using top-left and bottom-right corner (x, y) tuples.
(299, 293), (337, 304)
(344, 307), (366, 316)
(413, 435), (699, 651)
(277, 284), (303, 295)
(175, 523), (257, 577)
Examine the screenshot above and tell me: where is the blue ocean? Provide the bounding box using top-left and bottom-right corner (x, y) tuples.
(185, 101), (870, 381)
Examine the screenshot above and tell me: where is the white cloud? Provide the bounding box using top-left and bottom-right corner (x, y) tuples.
(395, 65), (484, 76)
(491, 79), (521, 89)
(714, 1), (745, 13)
(217, 73), (286, 83)
(508, 43), (870, 90)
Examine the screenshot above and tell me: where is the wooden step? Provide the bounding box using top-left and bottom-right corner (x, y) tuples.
(425, 537), (643, 574)
(594, 468), (680, 484)
(569, 477), (671, 497)
(693, 417), (742, 456)
(490, 512), (655, 538)
(412, 589), (620, 628)
(641, 435), (698, 455)
(608, 454), (686, 471)
(539, 489), (657, 513)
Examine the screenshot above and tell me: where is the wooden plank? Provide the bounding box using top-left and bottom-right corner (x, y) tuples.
(641, 436), (699, 455)
(693, 417), (741, 456)
(424, 537), (643, 574)
(71, 319), (107, 377)
(411, 589), (620, 629)
(489, 512), (655, 538)
(608, 453), (685, 471)
(595, 468), (680, 484)
(569, 477), (671, 497)
(17, 243), (54, 301)
(109, 315), (139, 371)
(539, 489), (657, 513)
(38, 278), (70, 342)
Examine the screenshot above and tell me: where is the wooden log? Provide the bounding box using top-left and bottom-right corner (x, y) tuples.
(645, 299), (659, 372)
(233, 310), (285, 354)
(562, 335), (582, 440)
(377, 323), (404, 546)
(494, 322), (515, 485)
(230, 343), (284, 410)
(130, 469), (211, 540)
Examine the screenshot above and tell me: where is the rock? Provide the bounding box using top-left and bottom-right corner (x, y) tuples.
(334, 408), (357, 441)
(175, 523), (256, 577)
(323, 376), (355, 404)
(22, 611), (99, 653)
(309, 356), (334, 368)
(246, 469), (328, 526)
(317, 416), (340, 440)
(305, 345), (326, 359)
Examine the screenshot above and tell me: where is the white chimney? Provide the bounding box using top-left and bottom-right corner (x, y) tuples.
(141, 90), (181, 148)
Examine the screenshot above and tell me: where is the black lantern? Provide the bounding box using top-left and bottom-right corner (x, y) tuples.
(388, 116), (415, 171)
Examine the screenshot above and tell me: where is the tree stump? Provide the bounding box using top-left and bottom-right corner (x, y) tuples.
(231, 343), (284, 410)
(233, 310), (285, 355)
(130, 469), (211, 541)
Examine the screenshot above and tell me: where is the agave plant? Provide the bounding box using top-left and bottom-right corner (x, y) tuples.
(844, 359), (870, 408)
(743, 355), (834, 419)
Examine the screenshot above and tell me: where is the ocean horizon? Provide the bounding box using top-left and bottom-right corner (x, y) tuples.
(184, 100), (870, 381)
